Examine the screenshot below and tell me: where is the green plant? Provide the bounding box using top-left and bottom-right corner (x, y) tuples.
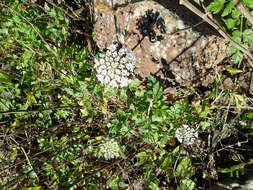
(207, 0), (253, 63)
(1, 0), (253, 189)
(218, 159), (253, 178)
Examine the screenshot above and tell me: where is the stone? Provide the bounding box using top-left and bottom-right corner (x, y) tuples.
(93, 0), (229, 92)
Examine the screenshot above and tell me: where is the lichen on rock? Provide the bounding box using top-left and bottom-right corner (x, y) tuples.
(94, 0), (229, 93)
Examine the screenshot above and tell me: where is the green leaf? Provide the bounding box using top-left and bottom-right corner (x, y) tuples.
(243, 0), (253, 9)
(172, 146), (180, 155)
(225, 18), (237, 29)
(23, 187), (41, 190)
(119, 89), (128, 102)
(129, 78), (141, 91)
(199, 105), (210, 118)
(228, 44), (238, 54)
(25, 90), (37, 105)
(107, 176), (120, 190)
(148, 182), (159, 190)
(177, 179), (197, 190)
(144, 163), (156, 180)
(135, 151), (149, 166)
(153, 82), (161, 97)
(161, 154), (174, 170)
(0, 72), (12, 83)
(231, 9), (241, 18)
(207, 0), (226, 14)
(103, 86), (116, 97)
(200, 121), (211, 130)
(21, 50), (33, 66)
(231, 51), (244, 63)
(176, 157), (194, 179)
(158, 134), (170, 147)
(217, 164), (245, 178)
(231, 93), (245, 112)
(243, 29), (253, 43)
(151, 115), (163, 123)
(232, 30), (242, 42)
(226, 67), (243, 74)
(222, 2), (234, 17)
(242, 111), (253, 119)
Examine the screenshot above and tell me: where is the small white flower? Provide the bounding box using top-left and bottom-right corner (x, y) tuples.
(118, 48), (126, 56)
(112, 52), (118, 58)
(121, 70), (129, 76)
(115, 69), (121, 75)
(121, 57), (127, 64)
(114, 56), (120, 62)
(175, 124), (198, 145)
(94, 42), (136, 88)
(108, 43), (117, 52)
(111, 61), (118, 68)
(104, 76), (110, 84)
(101, 70), (107, 76)
(107, 69), (113, 76)
(99, 53), (105, 58)
(98, 139), (122, 160)
(94, 59), (100, 67)
(100, 64), (106, 70)
(96, 74), (104, 82)
(126, 62), (134, 71)
(118, 64), (125, 69)
(109, 80), (118, 88)
(120, 78), (131, 87)
(106, 50), (112, 57)
(126, 53), (135, 60)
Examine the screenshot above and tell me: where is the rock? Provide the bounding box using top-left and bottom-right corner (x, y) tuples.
(94, 0), (229, 92)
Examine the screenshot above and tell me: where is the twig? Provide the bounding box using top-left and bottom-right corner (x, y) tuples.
(233, 0), (253, 26)
(213, 140), (248, 154)
(179, 0), (253, 68)
(44, 0), (85, 21)
(213, 105), (253, 110)
(10, 137), (39, 181)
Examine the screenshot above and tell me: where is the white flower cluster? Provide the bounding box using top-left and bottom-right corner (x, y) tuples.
(94, 42), (135, 88)
(175, 124), (198, 145)
(98, 139), (122, 160)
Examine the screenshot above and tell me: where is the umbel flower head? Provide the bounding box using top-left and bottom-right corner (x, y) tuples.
(175, 124), (198, 145)
(98, 138), (122, 160)
(94, 42), (136, 88)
